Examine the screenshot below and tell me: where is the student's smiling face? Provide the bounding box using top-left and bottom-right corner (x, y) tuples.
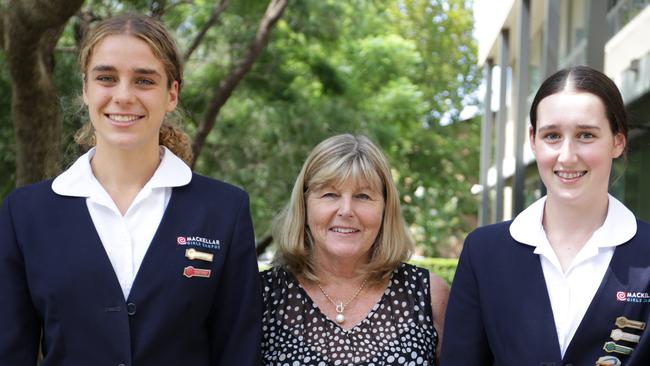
(530, 90), (625, 205)
(83, 34), (178, 152)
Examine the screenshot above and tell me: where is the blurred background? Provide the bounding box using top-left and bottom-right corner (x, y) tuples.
(2, 1), (648, 274)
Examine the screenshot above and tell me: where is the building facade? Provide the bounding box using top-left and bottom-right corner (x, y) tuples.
(474, 0), (650, 225)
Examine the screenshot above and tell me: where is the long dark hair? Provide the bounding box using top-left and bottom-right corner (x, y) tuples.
(529, 66), (627, 155)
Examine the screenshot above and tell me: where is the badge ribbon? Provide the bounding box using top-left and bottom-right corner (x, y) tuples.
(185, 248), (214, 262)
(183, 266), (211, 278)
(595, 355), (621, 366)
(603, 341), (634, 355)
(615, 316), (646, 330)
(610, 329), (640, 343)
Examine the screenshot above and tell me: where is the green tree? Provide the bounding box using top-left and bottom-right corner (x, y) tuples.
(1, 0), (481, 256)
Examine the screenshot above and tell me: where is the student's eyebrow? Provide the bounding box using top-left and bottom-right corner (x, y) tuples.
(89, 65), (162, 78)
(90, 65), (117, 73)
(537, 124), (601, 131)
(133, 68), (163, 78)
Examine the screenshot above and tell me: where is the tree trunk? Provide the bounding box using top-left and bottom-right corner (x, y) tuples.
(3, 0), (84, 186)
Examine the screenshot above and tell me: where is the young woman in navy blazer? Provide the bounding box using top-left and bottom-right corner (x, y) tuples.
(441, 66), (650, 365)
(0, 14), (261, 365)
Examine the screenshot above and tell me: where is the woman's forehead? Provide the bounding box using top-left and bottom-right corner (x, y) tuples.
(311, 173), (382, 192)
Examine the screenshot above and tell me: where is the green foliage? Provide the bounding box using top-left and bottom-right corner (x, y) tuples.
(408, 257), (458, 285)
(0, 0), (481, 257)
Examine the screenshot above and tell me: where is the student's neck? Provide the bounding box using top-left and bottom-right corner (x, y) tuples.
(542, 194), (609, 272)
(91, 144), (161, 215)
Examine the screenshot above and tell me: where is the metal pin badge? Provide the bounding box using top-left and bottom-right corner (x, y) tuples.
(185, 248), (214, 262)
(595, 355), (621, 366)
(603, 341), (634, 355)
(610, 329), (640, 343)
(615, 316), (646, 330)
(183, 266), (211, 278)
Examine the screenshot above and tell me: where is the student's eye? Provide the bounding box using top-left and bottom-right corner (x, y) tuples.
(578, 132), (595, 139)
(542, 133), (561, 142)
(96, 75), (116, 83)
(136, 78), (155, 86)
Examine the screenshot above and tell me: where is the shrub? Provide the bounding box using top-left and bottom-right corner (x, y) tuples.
(408, 257), (458, 285)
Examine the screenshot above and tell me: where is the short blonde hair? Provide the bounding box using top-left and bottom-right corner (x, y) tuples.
(273, 134), (414, 284)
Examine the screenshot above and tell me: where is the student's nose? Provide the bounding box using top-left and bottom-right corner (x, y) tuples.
(558, 139), (578, 164)
(114, 82), (135, 105)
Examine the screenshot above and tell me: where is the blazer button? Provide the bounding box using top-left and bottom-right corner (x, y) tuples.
(126, 303), (136, 315)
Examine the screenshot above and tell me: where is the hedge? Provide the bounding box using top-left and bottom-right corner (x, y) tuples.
(408, 257), (458, 285)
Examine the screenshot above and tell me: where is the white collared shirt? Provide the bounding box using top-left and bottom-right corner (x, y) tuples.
(509, 194), (636, 357)
(52, 146), (192, 299)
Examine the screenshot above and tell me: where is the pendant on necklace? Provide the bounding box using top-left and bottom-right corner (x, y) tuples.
(335, 302), (345, 324)
(335, 313), (345, 324)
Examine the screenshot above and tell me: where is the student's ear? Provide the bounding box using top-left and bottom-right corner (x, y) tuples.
(612, 133), (626, 159)
(166, 80), (179, 112)
(529, 127), (537, 155)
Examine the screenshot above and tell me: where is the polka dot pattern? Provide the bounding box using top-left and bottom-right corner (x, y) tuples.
(261, 263), (438, 365)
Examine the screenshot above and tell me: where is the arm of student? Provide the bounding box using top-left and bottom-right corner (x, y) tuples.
(0, 196), (40, 365)
(439, 232), (494, 365)
(209, 193), (262, 365)
(429, 272), (449, 361)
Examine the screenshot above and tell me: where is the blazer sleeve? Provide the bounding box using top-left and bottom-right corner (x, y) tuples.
(208, 192), (262, 365)
(0, 196), (40, 365)
(440, 231), (494, 365)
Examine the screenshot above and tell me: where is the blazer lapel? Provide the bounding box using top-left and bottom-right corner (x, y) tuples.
(57, 196), (125, 299)
(564, 240), (650, 363)
(517, 243), (563, 360)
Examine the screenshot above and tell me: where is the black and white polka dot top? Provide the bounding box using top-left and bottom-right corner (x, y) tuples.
(261, 263), (438, 365)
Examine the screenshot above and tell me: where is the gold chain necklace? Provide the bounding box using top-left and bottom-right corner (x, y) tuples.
(317, 277), (369, 324)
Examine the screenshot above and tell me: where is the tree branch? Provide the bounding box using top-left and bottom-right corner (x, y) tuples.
(190, 0), (288, 165)
(183, 0), (228, 62)
(74, 9), (100, 47)
(153, 0), (194, 19)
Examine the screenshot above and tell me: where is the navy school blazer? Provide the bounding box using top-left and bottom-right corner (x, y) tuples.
(0, 174), (262, 366)
(441, 220), (650, 366)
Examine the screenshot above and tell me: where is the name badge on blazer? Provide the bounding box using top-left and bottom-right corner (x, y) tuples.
(185, 248), (214, 262)
(616, 291), (650, 303)
(183, 266), (211, 278)
(176, 235), (221, 250)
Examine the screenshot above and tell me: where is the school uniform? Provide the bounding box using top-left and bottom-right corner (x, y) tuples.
(0, 148), (262, 366)
(441, 195), (650, 366)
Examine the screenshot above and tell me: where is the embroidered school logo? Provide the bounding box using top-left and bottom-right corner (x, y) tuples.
(176, 235), (221, 250)
(616, 291), (650, 303)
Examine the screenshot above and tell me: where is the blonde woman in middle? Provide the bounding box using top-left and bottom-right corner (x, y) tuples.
(261, 133), (449, 365)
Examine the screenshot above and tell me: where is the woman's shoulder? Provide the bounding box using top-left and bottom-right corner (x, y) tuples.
(398, 263), (449, 291)
(260, 266), (294, 291)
